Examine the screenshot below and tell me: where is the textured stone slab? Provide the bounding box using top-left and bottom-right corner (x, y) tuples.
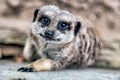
(0, 60), (120, 80)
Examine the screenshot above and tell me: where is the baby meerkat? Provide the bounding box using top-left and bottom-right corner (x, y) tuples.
(18, 5), (101, 72)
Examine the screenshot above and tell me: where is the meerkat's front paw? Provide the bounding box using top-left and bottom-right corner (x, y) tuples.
(18, 67), (35, 72)
(18, 58), (53, 72)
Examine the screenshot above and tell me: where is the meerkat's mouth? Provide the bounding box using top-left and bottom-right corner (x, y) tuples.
(39, 33), (61, 42)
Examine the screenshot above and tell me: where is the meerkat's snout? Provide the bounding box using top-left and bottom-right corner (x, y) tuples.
(45, 30), (55, 40)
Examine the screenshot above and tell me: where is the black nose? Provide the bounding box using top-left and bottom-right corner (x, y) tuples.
(45, 30), (55, 39)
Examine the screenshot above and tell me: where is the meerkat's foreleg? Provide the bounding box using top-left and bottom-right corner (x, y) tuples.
(23, 38), (34, 61)
(18, 58), (67, 72)
(18, 48), (76, 72)
(25, 58), (53, 71)
(18, 42), (75, 72)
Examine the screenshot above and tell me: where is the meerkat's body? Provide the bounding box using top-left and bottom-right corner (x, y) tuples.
(18, 5), (101, 72)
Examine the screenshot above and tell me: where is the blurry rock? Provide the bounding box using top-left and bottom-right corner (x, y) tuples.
(94, 40), (120, 69)
(2, 0), (25, 16)
(0, 27), (27, 45)
(0, 27), (26, 62)
(0, 48), (2, 58)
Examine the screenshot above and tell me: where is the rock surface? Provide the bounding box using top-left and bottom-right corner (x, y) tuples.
(0, 60), (120, 80)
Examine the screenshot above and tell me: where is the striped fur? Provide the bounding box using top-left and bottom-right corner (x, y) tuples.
(18, 5), (101, 72)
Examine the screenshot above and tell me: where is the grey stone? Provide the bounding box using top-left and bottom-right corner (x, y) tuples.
(0, 60), (120, 80)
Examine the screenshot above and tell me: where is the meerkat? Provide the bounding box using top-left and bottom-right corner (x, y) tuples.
(18, 5), (101, 72)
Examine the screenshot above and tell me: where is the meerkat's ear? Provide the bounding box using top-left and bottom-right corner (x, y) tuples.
(33, 9), (39, 22)
(74, 21), (81, 36)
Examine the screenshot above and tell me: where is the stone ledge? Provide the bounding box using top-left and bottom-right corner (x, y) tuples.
(0, 60), (120, 80)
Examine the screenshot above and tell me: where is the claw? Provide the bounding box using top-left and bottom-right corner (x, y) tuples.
(17, 67), (34, 72)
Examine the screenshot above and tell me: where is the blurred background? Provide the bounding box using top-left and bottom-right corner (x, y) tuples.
(0, 0), (120, 69)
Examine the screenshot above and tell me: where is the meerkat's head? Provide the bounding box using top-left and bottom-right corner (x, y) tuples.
(31, 5), (81, 44)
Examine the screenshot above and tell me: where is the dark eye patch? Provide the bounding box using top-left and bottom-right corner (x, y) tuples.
(57, 21), (70, 31)
(39, 15), (50, 26)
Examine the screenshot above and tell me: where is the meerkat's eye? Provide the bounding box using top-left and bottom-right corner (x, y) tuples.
(57, 21), (70, 30)
(39, 16), (50, 26)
